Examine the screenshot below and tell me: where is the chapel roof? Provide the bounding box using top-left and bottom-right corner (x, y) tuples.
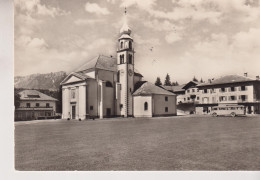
(133, 81), (176, 96)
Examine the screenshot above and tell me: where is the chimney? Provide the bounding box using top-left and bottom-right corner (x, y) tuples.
(244, 72), (248, 77)
(256, 76), (260, 80)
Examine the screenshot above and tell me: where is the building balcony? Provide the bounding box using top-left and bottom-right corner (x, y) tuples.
(16, 107), (53, 111)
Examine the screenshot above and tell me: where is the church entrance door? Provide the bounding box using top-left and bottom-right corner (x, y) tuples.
(72, 105), (76, 119)
(106, 108), (111, 117)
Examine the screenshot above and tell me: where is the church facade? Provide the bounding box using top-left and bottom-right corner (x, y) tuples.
(60, 12), (177, 119)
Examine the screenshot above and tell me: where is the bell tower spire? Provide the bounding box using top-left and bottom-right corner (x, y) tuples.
(117, 8), (134, 117)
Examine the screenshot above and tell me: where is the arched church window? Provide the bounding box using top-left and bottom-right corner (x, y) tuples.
(129, 41), (132, 50)
(129, 54), (132, 64)
(106, 81), (113, 87)
(120, 54), (124, 64)
(144, 102), (148, 111)
(120, 42), (123, 49)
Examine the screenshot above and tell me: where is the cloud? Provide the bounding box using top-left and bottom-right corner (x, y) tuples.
(74, 19), (105, 25)
(165, 32), (182, 44)
(107, 0), (116, 4)
(14, 0), (70, 17)
(121, 0), (260, 25)
(15, 35), (48, 50)
(134, 34), (161, 46)
(85, 2), (110, 15)
(120, 0), (156, 9)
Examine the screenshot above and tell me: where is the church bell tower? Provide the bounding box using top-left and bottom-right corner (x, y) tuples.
(117, 8), (134, 117)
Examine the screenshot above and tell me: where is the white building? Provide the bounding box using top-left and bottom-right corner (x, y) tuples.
(196, 74), (260, 114)
(60, 11), (177, 120)
(15, 90), (57, 121)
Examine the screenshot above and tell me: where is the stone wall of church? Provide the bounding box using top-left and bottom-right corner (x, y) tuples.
(133, 96), (152, 117)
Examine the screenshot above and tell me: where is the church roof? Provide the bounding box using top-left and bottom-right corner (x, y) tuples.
(18, 90), (58, 101)
(197, 75), (256, 87)
(133, 82), (176, 96)
(74, 55), (117, 72)
(120, 20), (131, 35)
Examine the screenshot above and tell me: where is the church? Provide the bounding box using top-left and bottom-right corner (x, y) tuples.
(60, 11), (177, 120)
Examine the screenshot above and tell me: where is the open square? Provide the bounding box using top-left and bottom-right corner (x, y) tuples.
(15, 116), (260, 171)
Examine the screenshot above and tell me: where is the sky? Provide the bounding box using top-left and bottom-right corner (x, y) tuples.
(14, 0), (260, 84)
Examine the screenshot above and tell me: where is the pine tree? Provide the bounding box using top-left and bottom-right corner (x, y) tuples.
(164, 73), (171, 86)
(155, 77), (162, 86)
(193, 76), (198, 82)
(14, 92), (20, 109)
(175, 81), (179, 86)
(200, 78), (204, 83)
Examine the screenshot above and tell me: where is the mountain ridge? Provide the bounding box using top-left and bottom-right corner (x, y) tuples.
(14, 71), (67, 91)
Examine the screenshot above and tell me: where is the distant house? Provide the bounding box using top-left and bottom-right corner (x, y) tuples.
(163, 85), (185, 104)
(196, 74), (260, 114)
(15, 90), (58, 121)
(164, 74), (260, 115)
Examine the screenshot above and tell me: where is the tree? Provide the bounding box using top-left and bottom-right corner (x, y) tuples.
(171, 81), (179, 86)
(14, 92), (20, 109)
(193, 76), (198, 82)
(164, 73), (171, 86)
(200, 78), (204, 83)
(155, 77), (162, 86)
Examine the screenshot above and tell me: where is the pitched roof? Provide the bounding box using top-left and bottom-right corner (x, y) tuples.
(133, 82), (176, 96)
(60, 72), (94, 85)
(18, 90), (58, 101)
(163, 85), (185, 92)
(74, 55), (117, 72)
(134, 72), (143, 77)
(197, 75), (256, 87)
(182, 81), (200, 89)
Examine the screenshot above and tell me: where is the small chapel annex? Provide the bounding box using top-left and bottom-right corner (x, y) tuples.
(60, 11), (177, 120)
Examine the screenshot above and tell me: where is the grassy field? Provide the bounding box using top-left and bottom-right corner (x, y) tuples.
(15, 116), (260, 171)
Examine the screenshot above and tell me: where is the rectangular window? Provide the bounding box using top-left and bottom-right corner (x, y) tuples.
(26, 103), (30, 108)
(90, 106), (93, 110)
(187, 97), (190, 100)
(184, 98), (186, 101)
(187, 90), (190, 93)
(197, 96), (199, 100)
(165, 96), (168, 101)
(219, 96), (227, 101)
(36, 103), (39, 107)
(192, 89), (195, 92)
(165, 107), (168, 112)
(46, 103), (50, 107)
(71, 89), (76, 99)
(230, 87), (235, 92)
(240, 95), (247, 101)
(197, 89), (199, 92)
(203, 89), (207, 93)
(221, 87), (225, 92)
(241, 86), (246, 91)
(230, 96), (236, 101)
